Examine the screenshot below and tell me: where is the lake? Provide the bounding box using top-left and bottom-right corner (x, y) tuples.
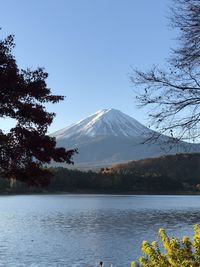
(0, 195), (199, 266)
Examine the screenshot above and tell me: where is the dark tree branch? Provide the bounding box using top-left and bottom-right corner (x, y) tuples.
(0, 34), (77, 186)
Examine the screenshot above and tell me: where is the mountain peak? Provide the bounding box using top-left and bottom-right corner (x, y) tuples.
(51, 108), (200, 168)
(52, 108), (150, 139)
(94, 108), (120, 117)
(91, 108), (125, 122)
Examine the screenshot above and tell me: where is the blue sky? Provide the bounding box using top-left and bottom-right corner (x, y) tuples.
(1, 0), (175, 133)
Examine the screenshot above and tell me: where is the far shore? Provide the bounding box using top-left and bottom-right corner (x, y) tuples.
(1, 190), (200, 196)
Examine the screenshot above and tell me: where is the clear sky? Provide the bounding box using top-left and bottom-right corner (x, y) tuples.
(1, 0), (175, 133)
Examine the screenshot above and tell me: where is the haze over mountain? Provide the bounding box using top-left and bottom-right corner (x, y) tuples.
(51, 109), (200, 168)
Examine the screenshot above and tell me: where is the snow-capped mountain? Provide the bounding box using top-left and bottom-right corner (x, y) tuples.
(51, 108), (200, 168)
(53, 108), (151, 139)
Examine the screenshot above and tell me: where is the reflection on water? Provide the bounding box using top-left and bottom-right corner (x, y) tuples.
(0, 195), (199, 266)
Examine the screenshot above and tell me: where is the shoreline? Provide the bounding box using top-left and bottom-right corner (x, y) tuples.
(1, 190), (200, 196)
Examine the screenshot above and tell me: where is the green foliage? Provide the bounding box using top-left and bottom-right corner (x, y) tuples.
(131, 225), (200, 267)
(3, 152), (200, 194)
(48, 167), (182, 193)
(108, 153), (200, 189)
(0, 165), (183, 194)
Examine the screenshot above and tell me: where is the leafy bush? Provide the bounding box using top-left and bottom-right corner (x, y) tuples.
(131, 225), (200, 267)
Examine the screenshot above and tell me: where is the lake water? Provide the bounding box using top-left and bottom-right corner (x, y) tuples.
(0, 195), (199, 266)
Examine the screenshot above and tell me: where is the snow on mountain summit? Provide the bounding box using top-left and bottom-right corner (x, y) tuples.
(51, 108), (200, 168)
(52, 108), (151, 140)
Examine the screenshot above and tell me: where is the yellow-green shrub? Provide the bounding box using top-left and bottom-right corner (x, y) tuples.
(131, 225), (200, 267)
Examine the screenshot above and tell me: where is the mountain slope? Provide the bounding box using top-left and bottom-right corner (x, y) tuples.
(51, 108), (200, 168)
(53, 109), (152, 139)
(104, 153), (200, 185)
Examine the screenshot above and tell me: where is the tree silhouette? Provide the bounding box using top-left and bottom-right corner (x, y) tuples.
(130, 0), (200, 142)
(0, 34), (77, 186)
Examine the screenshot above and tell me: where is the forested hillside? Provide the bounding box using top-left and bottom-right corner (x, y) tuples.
(0, 153), (200, 194)
(105, 153), (200, 185)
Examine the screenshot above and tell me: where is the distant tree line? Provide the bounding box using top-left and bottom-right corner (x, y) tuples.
(48, 167), (183, 193)
(0, 167), (184, 194)
(0, 153), (199, 194)
(107, 153), (200, 189)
